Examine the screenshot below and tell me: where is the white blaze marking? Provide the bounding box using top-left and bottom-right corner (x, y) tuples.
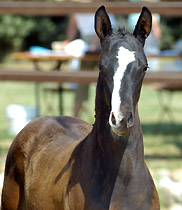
(111, 46), (135, 117)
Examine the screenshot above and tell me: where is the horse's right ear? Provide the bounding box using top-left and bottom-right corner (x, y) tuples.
(95, 6), (112, 41)
(133, 6), (152, 46)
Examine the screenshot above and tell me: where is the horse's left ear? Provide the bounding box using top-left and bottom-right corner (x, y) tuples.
(133, 6), (152, 46)
(95, 6), (112, 42)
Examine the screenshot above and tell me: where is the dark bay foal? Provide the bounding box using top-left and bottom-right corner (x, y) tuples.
(1, 6), (160, 210)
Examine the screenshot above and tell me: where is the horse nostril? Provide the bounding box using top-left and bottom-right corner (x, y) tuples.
(111, 112), (116, 126)
(127, 112), (134, 128)
(110, 112), (133, 129)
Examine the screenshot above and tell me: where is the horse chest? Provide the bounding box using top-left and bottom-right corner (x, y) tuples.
(110, 165), (159, 210)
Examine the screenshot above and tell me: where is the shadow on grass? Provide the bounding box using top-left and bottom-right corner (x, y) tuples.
(145, 154), (181, 160)
(142, 122), (182, 160)
(141, 122), (182, 136)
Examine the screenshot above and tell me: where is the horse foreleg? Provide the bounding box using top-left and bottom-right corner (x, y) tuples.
(1, 172), (21, 210)
(1, 143), (25, 210)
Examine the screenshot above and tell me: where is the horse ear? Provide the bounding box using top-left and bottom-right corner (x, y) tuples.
(95, 6), (112, 41)
(133, 6), (152, 46)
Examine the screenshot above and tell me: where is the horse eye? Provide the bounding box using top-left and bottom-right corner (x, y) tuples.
(143, 66), (148, 72)
(98, 63), (106, 71)
(98, 64), (103, 70)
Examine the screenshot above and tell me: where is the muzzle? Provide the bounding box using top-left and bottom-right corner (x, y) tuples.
(109, 110), (134, 136)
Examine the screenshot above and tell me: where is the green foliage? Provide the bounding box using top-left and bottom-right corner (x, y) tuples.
(0, 15), (35, 58)
(0, 15), (68, 60)
(160, 17), (182, 50)
(22, 16), (68, 50)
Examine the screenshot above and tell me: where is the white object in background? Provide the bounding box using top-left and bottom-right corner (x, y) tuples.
(64, 39), (88, 57)
(6, 104), (37, 135)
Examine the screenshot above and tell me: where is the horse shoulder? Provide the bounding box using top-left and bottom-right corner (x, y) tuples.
(4, 116), (91, 173)
(2, 116), (92, 210)
(24, 139), (83, 209)
(144, 163), (160, 210)
(23, 116), (91, 205)
(16, 115), (91, 161)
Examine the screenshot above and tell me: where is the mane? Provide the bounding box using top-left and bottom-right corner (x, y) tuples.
(117, 27), (132, 38)
(102, 27), (132, 47)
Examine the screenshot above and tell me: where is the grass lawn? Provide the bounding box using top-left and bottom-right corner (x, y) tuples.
(0, 60), (181, 209)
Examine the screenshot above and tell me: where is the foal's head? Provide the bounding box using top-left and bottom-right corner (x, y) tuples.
(95, 6), (152, 136)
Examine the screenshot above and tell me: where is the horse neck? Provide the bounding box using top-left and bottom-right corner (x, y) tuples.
(121, 108), (145, 169)
(81, 74), (144, 206)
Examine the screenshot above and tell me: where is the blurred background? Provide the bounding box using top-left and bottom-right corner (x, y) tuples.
(0, 0), (182, 209)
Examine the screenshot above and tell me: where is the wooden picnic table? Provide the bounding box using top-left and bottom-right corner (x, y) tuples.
(10, 51), (182, 87)
(9, 52), (101, 115)
(11, 52), (100, 62)
(1, 52), (182, 117)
